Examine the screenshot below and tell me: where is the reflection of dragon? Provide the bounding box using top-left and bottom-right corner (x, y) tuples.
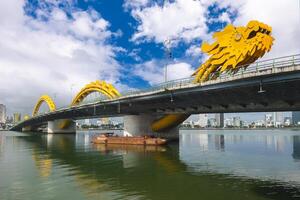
(193, 20), (274, 82)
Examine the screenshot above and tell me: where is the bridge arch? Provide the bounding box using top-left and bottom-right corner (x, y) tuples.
(59, 80), (121, 129)
(71, 80), (121, 106)
(32, 95), (56, 116)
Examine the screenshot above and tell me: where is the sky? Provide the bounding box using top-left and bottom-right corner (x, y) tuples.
(0, 0), (299, 122)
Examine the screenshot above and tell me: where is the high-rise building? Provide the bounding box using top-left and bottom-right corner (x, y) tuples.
(232, 117), (241, 127)
(198, 114), (208, 127)
(101, 118), (109, 125)
(0, 104), (6, 123)
(84, 119), (91, 126)
(273, 112), (284, 127)
(215, 113), (224, 128)
(224, 118), (233, 127)
(208, 118), (217, 127)
(292, 111), (300, 125)
(6, 116), (13, 123)
(265, 114), (273, 127)
(284, 117), (292, 126)
(13, 113), (21, 124)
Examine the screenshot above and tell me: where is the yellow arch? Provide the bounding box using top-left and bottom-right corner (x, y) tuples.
(32, 95), (56, 116)
(60, 80), (121, 129)
(71, 80), (121, 106)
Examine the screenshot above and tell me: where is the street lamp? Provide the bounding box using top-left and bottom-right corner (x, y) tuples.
(163, 39), (172, 83)
(70, 83), (76, 101)
(53, 92), (57, 101)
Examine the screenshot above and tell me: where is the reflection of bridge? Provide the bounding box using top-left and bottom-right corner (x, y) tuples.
(11, 54), (300, 138)
(17, 132), (300, 199)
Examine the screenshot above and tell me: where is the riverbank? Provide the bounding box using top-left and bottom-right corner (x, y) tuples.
(179, 127), (300, 131)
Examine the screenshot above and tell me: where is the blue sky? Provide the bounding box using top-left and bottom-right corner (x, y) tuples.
(0, 0), (299, 121)
(23, 0), (238, 89)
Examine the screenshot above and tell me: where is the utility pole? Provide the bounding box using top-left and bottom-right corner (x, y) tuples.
(163, 39), (172, 82)
(70, 83), (76, 102)
(53, 92), (57, 100)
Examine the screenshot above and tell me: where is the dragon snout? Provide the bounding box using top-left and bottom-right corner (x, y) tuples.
(246, 21), (272, 39)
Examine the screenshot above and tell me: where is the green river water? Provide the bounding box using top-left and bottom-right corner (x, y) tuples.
(1, 129), (300, 200)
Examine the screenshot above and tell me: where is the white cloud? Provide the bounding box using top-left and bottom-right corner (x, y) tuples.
(128, 48), (142, 61)
(123, 0), (149, 10)
(0, 0), (121, 115)
(229, 0), (300, 58)
(207, 12), (232, 24)
(129, 0), (299, 58)
(167, 62), (194, 80)
(134, 60), (194, 85)
(218, 12), (232, 24)
(185, 45), (201, 57)
(130, 0), (209, 44)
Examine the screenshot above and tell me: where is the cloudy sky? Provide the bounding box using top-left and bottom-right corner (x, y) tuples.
(0, 0), (299, 121)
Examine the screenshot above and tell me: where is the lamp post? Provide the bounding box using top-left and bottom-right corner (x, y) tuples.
(163, 39), (172, 83)
(53, 92), (57, 101)
(70, 83), (76, 102)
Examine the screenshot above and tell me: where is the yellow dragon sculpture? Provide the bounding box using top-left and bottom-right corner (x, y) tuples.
(193, 20), (274, 82)
(152, 20), (274, 132)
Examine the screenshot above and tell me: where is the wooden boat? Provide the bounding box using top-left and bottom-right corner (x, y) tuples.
(92, 134), (167, 146)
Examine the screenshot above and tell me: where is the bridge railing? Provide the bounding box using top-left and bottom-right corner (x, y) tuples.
(122, 54), (300, 96)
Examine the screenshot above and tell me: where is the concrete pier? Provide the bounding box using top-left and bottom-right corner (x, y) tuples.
(123, 115), (179, 140)
(48, 119), (76, 134)
(22, 126), (33, 132)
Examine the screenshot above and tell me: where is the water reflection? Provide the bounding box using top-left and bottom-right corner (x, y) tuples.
(1, 130), (300, 200)
(93, 143), (166, 154)
(293, 135), (300, 161)
(32, 150), (53, 178)
(180, 130), (300, 184)
(214, 134), (225, 151)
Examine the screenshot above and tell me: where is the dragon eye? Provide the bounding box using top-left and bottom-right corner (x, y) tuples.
(247, 30), (257, 39)
(235, 33), (242, 41)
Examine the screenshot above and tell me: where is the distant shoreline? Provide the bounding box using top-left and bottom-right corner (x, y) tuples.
(77, 127), (300, 131)
(179, 127), (300, 131)
(2, 127), (300, 132)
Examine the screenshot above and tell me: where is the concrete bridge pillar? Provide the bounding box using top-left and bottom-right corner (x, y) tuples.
(123, 115), (179, 140)
(47, 119), (76, 134)
(22, 126), (33, 132)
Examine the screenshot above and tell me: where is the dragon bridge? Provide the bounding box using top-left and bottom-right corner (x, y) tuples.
(27, 20), (275, 135)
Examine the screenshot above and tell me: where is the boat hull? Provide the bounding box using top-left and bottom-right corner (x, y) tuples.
(92, 136), (167, 146)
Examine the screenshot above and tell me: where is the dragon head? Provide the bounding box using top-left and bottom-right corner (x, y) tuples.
(193, 20), (274, 82)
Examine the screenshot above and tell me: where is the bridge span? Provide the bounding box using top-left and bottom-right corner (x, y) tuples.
(11, 54), (300, 137)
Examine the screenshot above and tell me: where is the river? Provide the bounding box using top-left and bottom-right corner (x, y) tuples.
(1, 129), (300, 199)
